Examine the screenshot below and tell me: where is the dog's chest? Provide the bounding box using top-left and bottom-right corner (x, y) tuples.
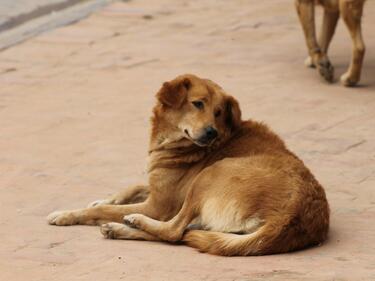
(148, 168), (182, 188)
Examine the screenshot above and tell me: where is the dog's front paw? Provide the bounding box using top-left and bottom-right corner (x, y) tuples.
(87, 198), (113, 208)
(123, 214), (144, 229)
(47, 210), (77, 226)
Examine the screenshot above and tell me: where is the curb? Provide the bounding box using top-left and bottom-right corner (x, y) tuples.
(0, 0), (112, 51)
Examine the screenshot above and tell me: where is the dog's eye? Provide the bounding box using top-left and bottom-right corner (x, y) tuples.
(192, 101), (204, 110)
(214, 110), (221, 118)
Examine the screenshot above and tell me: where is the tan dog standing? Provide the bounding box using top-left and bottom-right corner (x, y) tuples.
(48, 74), (329, 256)
(295, 0), (366, 86)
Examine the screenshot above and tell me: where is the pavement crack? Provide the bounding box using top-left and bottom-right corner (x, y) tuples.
(125, 58), (159, 69)
(343, 140), (366, 152)
(1, 67), (17, 74)
(356, 171), (375, 184)
(48, 241), (65, 249)
(320, 116), (354, 132)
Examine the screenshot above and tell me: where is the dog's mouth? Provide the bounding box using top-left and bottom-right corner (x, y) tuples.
(184, 129), (216, 147)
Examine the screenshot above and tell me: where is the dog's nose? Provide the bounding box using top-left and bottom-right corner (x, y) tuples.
(204, 126), (218, 140)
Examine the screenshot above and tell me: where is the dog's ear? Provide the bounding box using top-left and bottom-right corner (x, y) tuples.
(225, 96), (242, 130)
(156, 77), (191, 108)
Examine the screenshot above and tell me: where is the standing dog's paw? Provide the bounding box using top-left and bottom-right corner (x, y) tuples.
(87, 199), (113, 208)
(47, 210), (77, 226)
(304, 56), (316, 68)
(318, 59), (334, 83)
(340, 72), (359, 87)
(123, 214), (144, 229)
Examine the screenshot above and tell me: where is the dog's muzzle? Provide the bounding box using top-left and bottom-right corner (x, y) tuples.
(196, 126), (218, 146)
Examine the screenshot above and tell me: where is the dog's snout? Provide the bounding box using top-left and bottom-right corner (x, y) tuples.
(204, 126), (218, 140)
(195, 126), (218, 146)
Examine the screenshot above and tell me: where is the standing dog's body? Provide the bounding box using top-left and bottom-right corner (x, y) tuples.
(48, 74), (329, 256)
(295, 0), (366, 86)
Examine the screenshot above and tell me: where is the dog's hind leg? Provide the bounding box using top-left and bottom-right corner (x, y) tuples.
(87, 185), (149, 207)
(123, 190), (198, 242)
(339, 0), (366, 86)
(295, 0), (334, 82)
(304, 8), (338, 70)
(295, 0), (320, 67)
(100, 222), (160, 241)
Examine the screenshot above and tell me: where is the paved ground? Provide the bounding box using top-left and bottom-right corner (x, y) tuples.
(0, 0), (375, 280)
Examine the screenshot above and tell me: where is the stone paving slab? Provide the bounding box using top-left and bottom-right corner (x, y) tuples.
(0, 0), (374, 280)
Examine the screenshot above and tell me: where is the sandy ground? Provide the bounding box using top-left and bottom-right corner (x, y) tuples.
(0, 0), (375, 280)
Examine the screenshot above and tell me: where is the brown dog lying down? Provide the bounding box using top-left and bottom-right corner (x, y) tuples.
(48, 74), (329, 256)
(295, 0), (366, 86)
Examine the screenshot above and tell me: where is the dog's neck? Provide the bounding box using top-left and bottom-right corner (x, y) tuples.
(147, 108), (209, 172)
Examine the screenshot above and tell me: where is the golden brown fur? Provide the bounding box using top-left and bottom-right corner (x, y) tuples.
(295, 0), (366, 86)
(47, 74), (329, 256)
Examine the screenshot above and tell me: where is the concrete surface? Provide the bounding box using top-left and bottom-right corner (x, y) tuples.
(0, 0), (375, 280)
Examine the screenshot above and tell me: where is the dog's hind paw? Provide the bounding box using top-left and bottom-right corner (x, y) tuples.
(87, 198), (113, 208)
(101, 222), (135, 239)
(123, 214), (144, 229)
(304, 56), (315, 68)
(318, 58), (334, 83)
(340, 72), (359, 87)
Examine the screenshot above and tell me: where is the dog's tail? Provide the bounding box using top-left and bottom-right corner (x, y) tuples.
(183, 219), (327, 256)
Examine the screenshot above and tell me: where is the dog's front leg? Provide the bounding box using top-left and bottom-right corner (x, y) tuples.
(87, 185), (149, 207)
(295, 0), (334, 82)
(47, 202), (150, 226)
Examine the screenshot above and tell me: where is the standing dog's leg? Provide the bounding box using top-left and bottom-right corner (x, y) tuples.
(339, 0), (366, 86)
(87, 185), (149, 207)
(319, 9), (340, 54)
(47, 201), (152, 226)
(295, 0), (334, 82)
(305, 9), (339, 67)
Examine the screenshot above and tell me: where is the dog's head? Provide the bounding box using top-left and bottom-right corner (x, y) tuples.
(153, 74), (241, 147)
